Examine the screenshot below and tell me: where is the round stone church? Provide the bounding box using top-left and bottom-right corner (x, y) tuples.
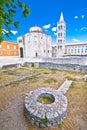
(17, 26), (52, 58)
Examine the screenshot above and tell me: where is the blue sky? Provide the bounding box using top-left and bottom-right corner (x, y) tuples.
(5, 0), (87, 45)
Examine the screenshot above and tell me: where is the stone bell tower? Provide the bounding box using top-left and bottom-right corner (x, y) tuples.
(57, 12), (66, 57)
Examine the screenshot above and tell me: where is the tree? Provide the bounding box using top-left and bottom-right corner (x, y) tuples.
(0, 0), (30, 42)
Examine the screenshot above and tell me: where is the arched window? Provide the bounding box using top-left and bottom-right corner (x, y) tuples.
(61, 25), (62, 29)
(58, 46), (59, 49)
(60, 45), (62, 49)
(58, 26), (60, 30)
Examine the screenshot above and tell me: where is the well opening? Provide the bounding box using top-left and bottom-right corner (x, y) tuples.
(37, 93), (55, 104)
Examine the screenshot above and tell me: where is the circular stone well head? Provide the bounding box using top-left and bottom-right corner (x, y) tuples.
(25, 88), (67, 129)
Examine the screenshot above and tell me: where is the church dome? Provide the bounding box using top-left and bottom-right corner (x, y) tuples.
(30, 26), (42, 33)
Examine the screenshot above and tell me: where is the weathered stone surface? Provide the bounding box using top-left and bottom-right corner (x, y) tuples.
(39, 62), (87, 73)
(25, 88), (68, 128)
(57, 79), (72, 94)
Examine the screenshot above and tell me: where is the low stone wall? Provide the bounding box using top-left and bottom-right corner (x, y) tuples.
(39, 62), (87, 73)
(41, 57), (87, 65)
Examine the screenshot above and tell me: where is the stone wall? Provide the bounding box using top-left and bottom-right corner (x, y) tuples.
(1, 56), (87, 73)
(41, 57), (87, 65)
(39, 62), (87, 73)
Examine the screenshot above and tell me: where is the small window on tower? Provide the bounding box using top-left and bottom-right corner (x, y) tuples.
(61, 25), (62, 29)
(58, 26), (60, 30)
(60, 40), (62, 43)
(19, 40), (22, 43)
(58, 46), (59, 49)
(60, 45), (62, 49)
(58, 33), (60, 36)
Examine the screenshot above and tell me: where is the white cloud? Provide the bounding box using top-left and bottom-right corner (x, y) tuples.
(81, 15), (85, 19)
(52, 27), (57, 32)
(11, 30), (18, 35)
(74, 16), (78, 19)
(72, 38), (79, 42)
(54, 32), (57, 36)
(43, 24), (51, 29)
(80, 27), (87, 31)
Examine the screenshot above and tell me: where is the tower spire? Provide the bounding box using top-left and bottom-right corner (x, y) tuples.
(57, 12), (66, 56)
(59, 12), (64, 22)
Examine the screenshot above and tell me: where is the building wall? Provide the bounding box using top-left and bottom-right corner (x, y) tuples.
(0, 41), (19, 57)
(17, 26), (52, 58)
(65, 43), (87, 56)
(52, 46), (57, 57)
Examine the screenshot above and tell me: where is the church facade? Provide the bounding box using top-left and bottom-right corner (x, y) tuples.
(17, 26), (52, 58)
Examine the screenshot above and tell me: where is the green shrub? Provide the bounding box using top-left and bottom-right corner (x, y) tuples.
(31, 63), (34, 67)
(41, 117), (49, 125)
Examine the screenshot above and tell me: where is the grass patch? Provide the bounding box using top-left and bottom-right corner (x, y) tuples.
(36, 67), (50, 72)
(66, 76), (76, 81)
(50, 68), (57, 74)
(84, 80), (87, 82)
(70, 82), (75, 89)
(58, 124), (62, 129)
(27, 75), (38, 82)
(0, 77), (2, 79)
(37, 96), (54, 104)
(43, 72), (49, 74)
(44, 78), (57, 84)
